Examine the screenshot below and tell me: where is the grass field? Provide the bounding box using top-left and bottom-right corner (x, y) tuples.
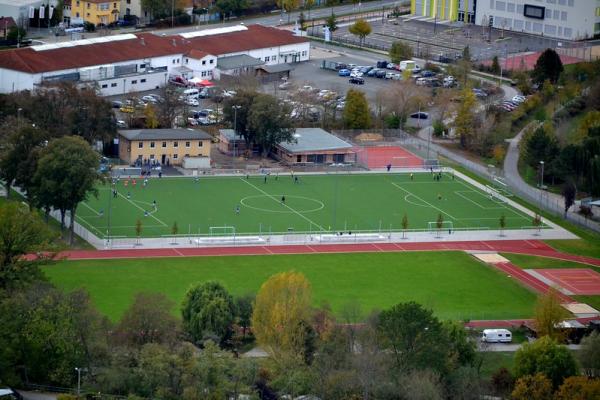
(76, 172), (536, 238)
(44, 251), (537, 321)
(501, 253), (600, 271)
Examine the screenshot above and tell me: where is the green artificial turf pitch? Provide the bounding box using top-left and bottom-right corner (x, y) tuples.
(76, 172), (536, 238)
(44, 251), (537, 322)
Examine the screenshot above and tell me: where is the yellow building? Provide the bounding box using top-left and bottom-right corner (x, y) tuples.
(71, 0), (120, 26)
(118, 129), (212, 167)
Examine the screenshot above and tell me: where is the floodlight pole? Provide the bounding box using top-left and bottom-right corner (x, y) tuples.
(75, 367), (87, 396)
(539, 160), (544, 212)
(232, 105), (241, 158)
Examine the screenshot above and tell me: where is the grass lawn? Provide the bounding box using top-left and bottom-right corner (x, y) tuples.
(478, 352), (515, 378)
(44, 251), (537, 322)
(77, 172), (535, 238)
(501, 253), (600, 271)
(574, 296), (600, 311)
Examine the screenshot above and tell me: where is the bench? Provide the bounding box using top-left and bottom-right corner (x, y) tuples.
(312, 233), (386, 243)
(195, 236), (265, 245)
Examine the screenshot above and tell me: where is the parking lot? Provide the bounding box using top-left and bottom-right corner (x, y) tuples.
(310, 16), (566, 62)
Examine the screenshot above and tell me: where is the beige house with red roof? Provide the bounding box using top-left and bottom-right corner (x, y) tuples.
(0, 24), (309, 95)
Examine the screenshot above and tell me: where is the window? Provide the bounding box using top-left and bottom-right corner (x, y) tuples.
(272, 55), (277, 61)
(86, 13), (90, 17)
(490, 0), (494, 7)
(141, 79), (146, 83)
(198, 141), (203, 147)
(525, 21), (531, 30)
(595, 22), (600, 33)
(545, 24), (556, 34)
(150, 142), (155, 148)
(545, 8), (551, 18)
(265, 56), (270, 62)
(546, 0), (555, 3)
(210, 59), (214, 64)
(172, 59), (176, 64)
(174, 142), (178, 148)
(76, 12), (80, 17)
(496, 1), (505, 11)
(127, 0), (130, 3)
(185, 58), (188, 64)
(185, 154), (189, 157)
(131, 80), (137, 84)
(87, 2), (90, 8)
(558, 26), (563, 36)
(507, 2), (515, 12)
(201, 71), (206, 77)
(150, 154), (155, 160)
(514, 19), (523, 29)
(558, 0), (565, 4)
(101, 84), (108, 88)
(185, 141), (190, 148)
(553, 10), (559, 19)
(567, 0), (573, 6)
(138, 142), (143, 148)
(533, 22), (543, 32)
(596, 7), (600, 17)
(564, 27), (572, 37)
(202, 60), (206, 65)
(76, 0), (80, 5)
(517, 4), (523, 13)
(140, 63), (146, 69)
(111, 82), (117, 87)
(561, 11), (567, 20)
(114, 2), (117, 8)
(296, 155), (302, 162)
(173, 154), (178, 159)
(162, 141), (167, 148)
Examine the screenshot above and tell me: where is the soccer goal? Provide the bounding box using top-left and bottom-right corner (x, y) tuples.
(492, 177), (514, 197)
(423, 159), (441, 170)
(209, 226), (236, 236)
(427, 221), (454, 233)
(485, 185), (508, 204)
(391, 156), (420, 169)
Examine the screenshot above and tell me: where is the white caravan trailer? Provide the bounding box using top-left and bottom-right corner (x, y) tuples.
(481, 329), (512, 343)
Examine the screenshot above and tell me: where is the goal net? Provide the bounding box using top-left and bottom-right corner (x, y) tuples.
(427, 221), (454, 233)
(423, 158), (441, 170)
(492, 177), (513, 197)
(209, 226), (236, 236)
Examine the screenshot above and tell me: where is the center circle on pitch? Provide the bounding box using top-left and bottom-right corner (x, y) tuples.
(240, 195), (325, 213)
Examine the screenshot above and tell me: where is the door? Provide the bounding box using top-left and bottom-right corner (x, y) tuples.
(161, 154), (166, 164)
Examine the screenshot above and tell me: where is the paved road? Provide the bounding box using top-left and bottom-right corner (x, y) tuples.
(31, 0), (402, 43)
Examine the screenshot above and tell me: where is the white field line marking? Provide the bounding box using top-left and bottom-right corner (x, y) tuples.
(116, 191), (168, 227)
(81, 201), (103, 217)
(75, 214), (106, 237)
(240, 178), (326, 231)
(454, 191), (505, 210)
(453, 177), (530, 220)
(390, 181), (457, 221)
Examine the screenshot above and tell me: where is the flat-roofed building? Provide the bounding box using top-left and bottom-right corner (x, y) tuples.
(273, 128), (355, 165)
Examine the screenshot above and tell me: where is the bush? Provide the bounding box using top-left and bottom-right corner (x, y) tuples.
(83, 21), (95, 32)
(432, 120), (445, 137)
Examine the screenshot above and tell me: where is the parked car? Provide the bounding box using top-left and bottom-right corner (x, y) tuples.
(385, 72), (396, 80)
(376, 60), (388, 68)
(512, 95), (527, 103)
(420, 70), (435, 77)
(386, 63), (397, 70)
(350, 70), (363, 78)
(141, 95), (158, 103)
(472, 88), (488, 98)
(349, 77), (365, 85)
(120, 105), (135, 113)
(375, 70), (387, 79)
(116, 120), (127, 128)
(112, 100), (123, 109)
(416, 77), (428, 86)
(360, 66), (373, 74)
(186, 98), (199, 106)
(410, 112), (429, 119)
(338, 68), (351, 77)
(367, 68), (379, 77)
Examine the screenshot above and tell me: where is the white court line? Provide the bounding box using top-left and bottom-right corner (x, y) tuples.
(76, 215), (106, 237)
(116, 191), (168, 227)
(240, 178), (326, 232)
(454, 191), (505, 210)
(390, 181), (457, 220)
(80, 201), (103, 217)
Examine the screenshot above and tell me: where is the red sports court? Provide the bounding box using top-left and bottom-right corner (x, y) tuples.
(355, 145), (423, 169)
(533, 269), (600, 295)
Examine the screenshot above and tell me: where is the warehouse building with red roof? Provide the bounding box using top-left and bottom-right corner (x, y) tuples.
(0, 24), (309, 95)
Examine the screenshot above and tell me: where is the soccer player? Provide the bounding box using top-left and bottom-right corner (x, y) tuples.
(410, 173), (414, 181)
(281, 195), (286, 204)
(387, 163), (391, 172)
(235, 205), (240, 215)
(294, 176), (299, 184)
(438, 193), (442, 200)
(264, 175), (267, 184)
(127, 192), (131, 199)
(152, 200), (157, 210)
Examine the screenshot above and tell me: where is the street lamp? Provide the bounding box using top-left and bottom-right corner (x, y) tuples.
(539, 160), (545, 210)
(17, 107), (22, 129)
(232, 105), (241, 158)
(75, 367), (87, 396)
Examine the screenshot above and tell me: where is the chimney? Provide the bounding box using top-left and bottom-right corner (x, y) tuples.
(172, 39), (176, 46)
(140, 37), (145, 46)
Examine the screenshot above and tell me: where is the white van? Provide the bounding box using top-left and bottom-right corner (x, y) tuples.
(399, 60), (416, 71)
(481, 329), (512, 343)
(183, 88), (199, 99)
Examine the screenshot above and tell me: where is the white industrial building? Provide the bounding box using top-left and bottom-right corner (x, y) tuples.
(0, 24), (310, 96)
(476, 0), (600, 40)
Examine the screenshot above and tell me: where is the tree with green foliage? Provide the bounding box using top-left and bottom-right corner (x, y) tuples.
(533, 48), (564, 84)
(514, 336), (578, 388)
(343, 89), (371, 129)
(325, 12), (337, 32)
(534, 287), (569, 340)
(223, 90), (257, 146)
(298, 11), (306, 30)
(523, 124), (560, 173)
(491, 367), (515, 398)
(561, 181), (576, 217)
(6, 26), (26, 42)
(234, 294), (254, 337)
(453, 86), (477, 148)
(181, 281), (235, 345)
(402, 213), (408, 238)
(32, 136), (101, 244)
(348, 19), (371, 46)
(248, 93), (295, 157)
(499, 214), (506, 236)
(491, 56), (501, 75)
(215, 0), (248, 18)
(0, 202), (55, 291)
(115, 292), (179, 347)
(511, 373), (553, 400)
(135, 219), (142, 239)
(378, 302), (449, 374)
(436, 212), (444, 236)
(389, 41), (413, 64)
(579, 331), (600, 378)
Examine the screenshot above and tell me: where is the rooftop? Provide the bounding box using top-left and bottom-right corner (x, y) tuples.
(0, 25), (308, 74)
(277, 128), (353, 153)
(119, 128), (212, 141)
(219, 129), (244, 141)
(217, 54), (263, 70)
(256, 63), (294, 74)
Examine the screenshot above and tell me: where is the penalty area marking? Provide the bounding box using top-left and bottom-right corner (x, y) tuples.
(390, 181), (457, 220)
(240, 195), (325, 214)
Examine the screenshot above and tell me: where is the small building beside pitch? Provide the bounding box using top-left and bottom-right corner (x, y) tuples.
(118, 128), (212, 167)
(273, 128), (355, 165)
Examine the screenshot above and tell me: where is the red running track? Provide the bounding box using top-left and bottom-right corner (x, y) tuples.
(59, 240), (558, 260)
(533, 269), (600, 295)
(490, 262), (576, 303)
